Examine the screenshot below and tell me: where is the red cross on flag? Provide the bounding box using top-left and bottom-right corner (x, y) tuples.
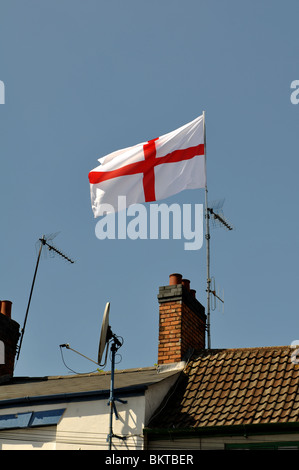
(89, 114), (206, 217)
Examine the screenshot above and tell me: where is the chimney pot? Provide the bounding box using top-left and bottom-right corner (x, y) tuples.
(190, 289), (196, 298)
(169, 273), (182, 285)
(0, 300), (12, 319)
(181, 279), (190, 291)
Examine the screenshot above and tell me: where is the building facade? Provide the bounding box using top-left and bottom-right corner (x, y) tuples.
(1, 274), (299, 450)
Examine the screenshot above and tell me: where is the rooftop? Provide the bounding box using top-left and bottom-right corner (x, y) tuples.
(0, 366), (182, 407)
(148, 345), (299, 429)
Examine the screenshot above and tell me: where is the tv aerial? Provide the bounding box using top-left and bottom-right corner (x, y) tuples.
(210, 277), (224, 313)
(205, 197), (234, 349)
(60, 301), (126, 450)
(35, 232), (75, 263)
(15, 233), (75, 364)
(207, 198), (233, 231)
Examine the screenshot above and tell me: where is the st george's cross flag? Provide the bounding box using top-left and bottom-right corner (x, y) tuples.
(89, 114), (206, 217)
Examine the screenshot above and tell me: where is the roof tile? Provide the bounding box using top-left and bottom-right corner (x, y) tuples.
(149, 346), (299, 430)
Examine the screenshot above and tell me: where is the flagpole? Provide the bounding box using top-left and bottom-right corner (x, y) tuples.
(203, 111), (211, 349)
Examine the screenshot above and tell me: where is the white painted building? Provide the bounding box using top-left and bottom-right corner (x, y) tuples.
(0, 365), (182, 450)
(2, 275), (299, 451)
(0, 273), (204, 451)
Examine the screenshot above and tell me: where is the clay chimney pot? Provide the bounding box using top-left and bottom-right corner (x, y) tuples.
(169, 273), (182, 285)
(0, 300), (12, 319)
(182, 279), (190, 291)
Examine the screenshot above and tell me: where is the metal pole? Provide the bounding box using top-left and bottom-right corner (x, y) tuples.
(16, 235), (45, 362)
(108, 342), (116, 450)
(203, 112), (211, 349)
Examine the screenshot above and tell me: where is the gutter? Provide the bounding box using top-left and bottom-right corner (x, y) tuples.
(144, 421), (299, 440)
(0, 384), (148, 409)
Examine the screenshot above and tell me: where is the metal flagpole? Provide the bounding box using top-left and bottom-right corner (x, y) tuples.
(203, 111), (211, 349)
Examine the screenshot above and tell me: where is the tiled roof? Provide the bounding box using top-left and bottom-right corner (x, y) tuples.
(148, 346), (299, 429)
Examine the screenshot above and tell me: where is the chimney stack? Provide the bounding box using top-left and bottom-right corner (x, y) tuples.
(157, 274), (206, 365)
(0, 301), (20, 378)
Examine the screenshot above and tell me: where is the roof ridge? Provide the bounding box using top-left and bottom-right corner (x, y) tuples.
(193, 345), (292, 357)
(44, 365), (159, 381)
(224, 345), (292, 352)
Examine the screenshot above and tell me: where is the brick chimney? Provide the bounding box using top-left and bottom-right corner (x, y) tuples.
(157, 274), (206, 365)
(0, 301), (20, 378)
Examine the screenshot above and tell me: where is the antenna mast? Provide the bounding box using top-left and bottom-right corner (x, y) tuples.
(205, 191), (212, 349)
(15, 233), (74, 364)
(203, 111), (233, 350)
(203, 111), (212, 350)
(205, 199), (233, 349)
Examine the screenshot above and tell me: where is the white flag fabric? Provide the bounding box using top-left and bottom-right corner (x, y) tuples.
(89, 115), (206, 217)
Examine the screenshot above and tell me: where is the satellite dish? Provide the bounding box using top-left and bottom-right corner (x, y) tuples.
(98, 302), (111, 365)
(59, 299), (125, 449)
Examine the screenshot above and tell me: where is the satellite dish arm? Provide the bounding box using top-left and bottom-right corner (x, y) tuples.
(60, 344), (101, 367)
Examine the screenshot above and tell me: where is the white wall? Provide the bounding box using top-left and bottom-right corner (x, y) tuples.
(0, 372), (180, 450)
(0, 395), (146, 450)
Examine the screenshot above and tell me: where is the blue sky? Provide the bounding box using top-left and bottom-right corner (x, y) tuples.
(0, 0), (298, 377)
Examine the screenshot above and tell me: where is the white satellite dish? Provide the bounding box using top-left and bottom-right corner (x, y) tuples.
(59, 299), (125, 449)
(98, 302), (111, 365)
